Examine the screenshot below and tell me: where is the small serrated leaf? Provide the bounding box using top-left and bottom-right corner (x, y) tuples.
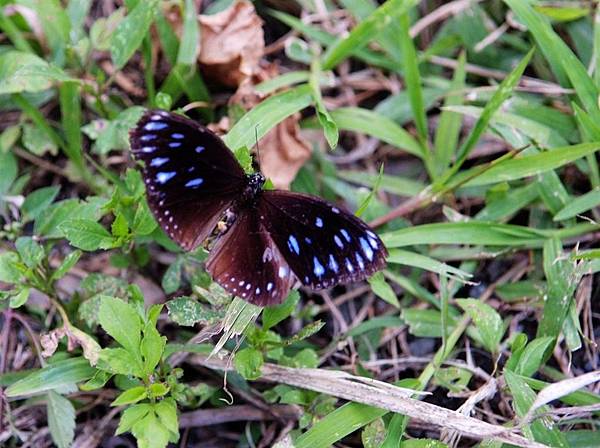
(47, 391), (76, 448)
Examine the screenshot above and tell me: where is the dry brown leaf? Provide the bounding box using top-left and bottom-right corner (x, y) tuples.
(41, 324), (101, 365)
(228, 69), (311, 189)
(198, 0), (264, 87)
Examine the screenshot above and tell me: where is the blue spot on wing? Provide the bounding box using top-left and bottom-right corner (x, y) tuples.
(144, 122), (167, 131)
(185, 178), (203, 188)
(156, 171), (176, 184)
(150, 157), (169, 167)
(287, 235), (300, 255)
(313, 257), (325, 277)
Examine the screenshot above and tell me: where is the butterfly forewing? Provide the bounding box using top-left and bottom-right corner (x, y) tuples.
(130, 110), (246, 250)
(205, 207), (296, 306)
(258, 191), (387, 290)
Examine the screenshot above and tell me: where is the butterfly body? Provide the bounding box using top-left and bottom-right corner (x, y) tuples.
(130, 110), (387, 306)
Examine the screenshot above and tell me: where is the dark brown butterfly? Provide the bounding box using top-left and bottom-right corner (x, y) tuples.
(130, 110), (387, 306)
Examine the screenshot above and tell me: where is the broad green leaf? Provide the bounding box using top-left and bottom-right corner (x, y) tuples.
(15, 237), (44, 268)
(141, 322), (166, 373)
(262, 290), (300, 330)
(234, 347), (264, 380)
(166, 296), (223, 326)
(6, 358), (95, 397)
(111, 0), (160, 70)
(155, 398), (179, 434)
(515, 336), (555, 377)
(116, 403), (152, 435)
(22, 186), (60, 222)
(0, 51), (75, 94)
(456, 299), (504, 354)
(131, 411), (171, 448)
(97, 347), (144, 377)
(98, 296), (142, 356)
(60, 219), (116, 251)
(367, 272), (399, 308)
(111, 386), (148, 406)
(47, 391), (76, 448)
(0, 252), (23, 284)
(9, 287), (30, 309)
(133, 201), (157, 235)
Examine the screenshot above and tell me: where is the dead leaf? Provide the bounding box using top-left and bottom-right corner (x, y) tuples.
(227, 68), (312, 189)
(198, 0), (264, 87)
(41, 324), (101, 365)
(259, 114), (311, 189)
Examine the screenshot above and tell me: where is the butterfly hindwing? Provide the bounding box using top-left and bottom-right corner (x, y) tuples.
(258, 191), (388, 289)
(205, 206), (295, 306)
(130, 110), (246, 250)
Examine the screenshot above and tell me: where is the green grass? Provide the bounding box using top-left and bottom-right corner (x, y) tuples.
(1, 1), (600, 447)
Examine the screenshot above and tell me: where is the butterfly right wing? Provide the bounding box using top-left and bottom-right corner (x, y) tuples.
(130, 110), (247, 250)
(205, 206), (296, 306)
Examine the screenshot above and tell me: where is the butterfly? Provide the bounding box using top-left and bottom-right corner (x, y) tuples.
(130, 110), (388, 306)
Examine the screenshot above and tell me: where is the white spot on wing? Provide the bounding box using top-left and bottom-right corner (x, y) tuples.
(315, 217), (323, 227)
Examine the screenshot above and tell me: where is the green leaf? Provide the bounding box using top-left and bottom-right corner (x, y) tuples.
(51, 250), (82, 282)
(47, 391), (76, 448)
(15, 237), (44, 269)
(22, 186), (60, 222)
(296, 401), (385, 448)
(234, 347), (264, 380)
(262, 291), (300, 330)
(133, 201), (157, 235)
(6, 358), (95, 397)
(367, 272), (399, 308)
(111, 386), (148, 406)
(398, 13), (427, 144)
(515, 336), (555, 377)
(554, 188), (600, 220)
(456, 299), (504, 354)
(154, 398), (178, 434)
(462, 143), (600, 187)
(166, 296), (222, 327)
(330, 107), (422, 157)
(283, 320), (325, 346)
(321, 0), (420, 70)
(9, 287), (30, 309)
(98, 347), (144, 377)
(504, 0), (600, 123)
(223, 84), (313, 151)
(382, 222), (548, 248)
(161, 258), (183, 294)
(131, 411), (171, 448)
(98, 296), (142, 356)
(35, 198), (104, 239)
(0, 251), (23, 284)
(141, 322), (166, 373)
(111, 0), (160, 70)
(310, 54), (338, 149)
(0, 51), (75, 94)
(177, 0), (199, 65)
(387, 249), (472, 282)
(504, 370), (568, 447)
(60, 219), (117, 251)
(116, 403), (152, 435)
(446, 48), (534, 177)
(111, 213), (129, 238)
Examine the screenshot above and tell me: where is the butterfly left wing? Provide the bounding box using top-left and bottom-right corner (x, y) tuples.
(205, 206), (296, 306)
(258, 190), (387, 290)
(130, 110), (247, 250)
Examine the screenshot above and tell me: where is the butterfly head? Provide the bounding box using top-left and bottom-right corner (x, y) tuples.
(242, 172), (266, 203)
